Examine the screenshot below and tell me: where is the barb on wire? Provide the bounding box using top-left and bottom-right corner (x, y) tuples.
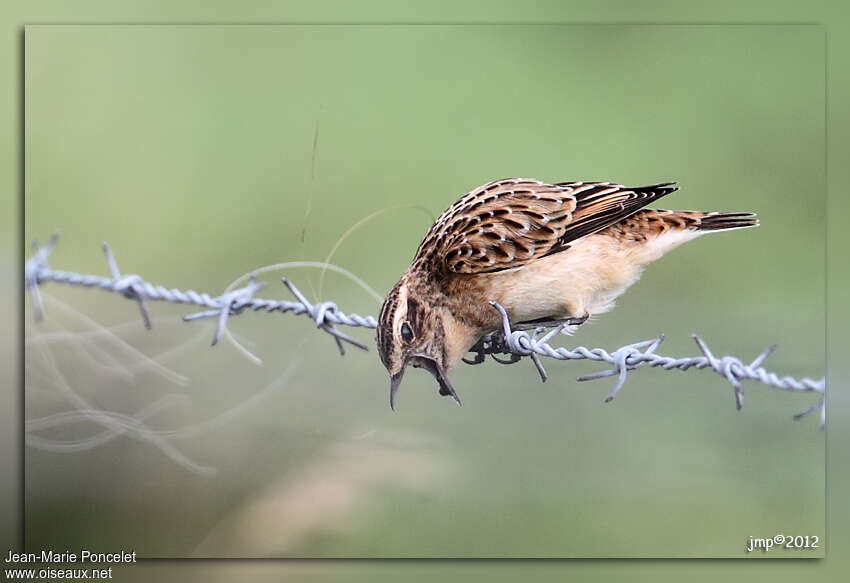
(101, 241), (152, 329)
(24, 233), (59, 321)
(24, 234), (825, 426)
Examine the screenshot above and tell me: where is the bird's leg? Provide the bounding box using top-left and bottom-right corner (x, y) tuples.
(512, 312), (589, 331)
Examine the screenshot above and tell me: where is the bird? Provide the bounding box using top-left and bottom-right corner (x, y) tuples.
(376, 178), (758, 410)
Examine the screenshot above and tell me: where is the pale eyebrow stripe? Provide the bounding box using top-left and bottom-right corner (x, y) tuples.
(393, 285), (409, 334)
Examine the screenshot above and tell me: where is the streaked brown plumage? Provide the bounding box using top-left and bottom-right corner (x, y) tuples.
(377, 178), (758, 409)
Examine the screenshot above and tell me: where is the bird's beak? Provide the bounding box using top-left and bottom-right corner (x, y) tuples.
(420, 357), (462, 407)
(388, 357), (462, 410)
(389, 370), (404, 411)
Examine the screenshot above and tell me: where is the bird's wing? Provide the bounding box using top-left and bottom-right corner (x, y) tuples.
(415, 178), (678, 275)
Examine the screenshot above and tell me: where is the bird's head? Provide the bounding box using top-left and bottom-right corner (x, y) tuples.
(376, 279), (461, 410)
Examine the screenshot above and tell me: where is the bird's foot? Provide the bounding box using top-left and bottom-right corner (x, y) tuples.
(462, 312), (589, 366)
(461, 350), (486, 365)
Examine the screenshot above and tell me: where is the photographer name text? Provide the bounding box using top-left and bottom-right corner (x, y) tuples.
(5, 550), (136, 564)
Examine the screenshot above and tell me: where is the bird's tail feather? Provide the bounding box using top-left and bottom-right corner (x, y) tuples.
(695, 212), (759, 232)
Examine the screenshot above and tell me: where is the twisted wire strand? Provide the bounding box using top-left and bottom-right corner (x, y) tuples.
(24, 235), (825, 426)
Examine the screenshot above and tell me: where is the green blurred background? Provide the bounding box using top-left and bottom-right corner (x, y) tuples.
(22, 24), (824, 558)
(1, 1), (847, 581)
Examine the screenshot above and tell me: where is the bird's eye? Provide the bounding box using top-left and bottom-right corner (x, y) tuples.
(400, 322), (414, 343)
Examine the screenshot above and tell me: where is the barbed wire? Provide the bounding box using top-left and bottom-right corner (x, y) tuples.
(24, 234), (825, 427)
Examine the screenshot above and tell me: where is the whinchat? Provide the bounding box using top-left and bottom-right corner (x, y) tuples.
(376, 178), (758, 409)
